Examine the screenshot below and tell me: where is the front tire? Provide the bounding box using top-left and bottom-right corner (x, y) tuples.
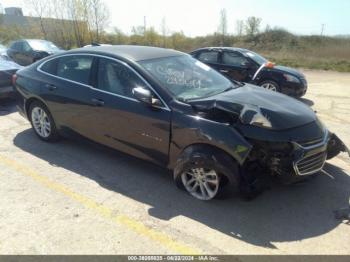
(29, 101), (60, 142)
(174, 145), (240, 200)
(260, 80), (280, 92)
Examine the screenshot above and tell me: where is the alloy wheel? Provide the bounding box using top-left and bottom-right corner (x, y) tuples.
(31, 107), (51, 138)
(261, 82), (277, 91)
(181, 167), (220, 200)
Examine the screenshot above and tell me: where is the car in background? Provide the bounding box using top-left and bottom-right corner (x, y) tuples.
(0, 44), (6, 54)
(190, 47), (308, 97)
(0, 44), (9, 60)
(7, 39), (62, 66)
(13, 46), (348, 200)
(0, 56), (23, 98)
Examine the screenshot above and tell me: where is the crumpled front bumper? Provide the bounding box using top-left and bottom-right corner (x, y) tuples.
(292, 130), (349, 176)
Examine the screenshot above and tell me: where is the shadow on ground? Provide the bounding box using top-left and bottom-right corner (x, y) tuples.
(14, 129), (350, 249)
(0, 98), (17, 116)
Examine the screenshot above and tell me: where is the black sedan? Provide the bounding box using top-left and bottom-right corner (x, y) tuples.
(7, 39), (62, 66)
(13, 46), (349, 200)
(191, 47), (308, 97)
(0, 56), (22, 98)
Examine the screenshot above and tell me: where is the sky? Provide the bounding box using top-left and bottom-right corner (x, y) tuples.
(1, 0), (349, 36)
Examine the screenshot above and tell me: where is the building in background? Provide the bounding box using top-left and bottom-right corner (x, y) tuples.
(0, 7), (88, 48)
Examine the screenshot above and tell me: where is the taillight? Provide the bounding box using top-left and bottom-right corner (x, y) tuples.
(12, 74), (17, 86)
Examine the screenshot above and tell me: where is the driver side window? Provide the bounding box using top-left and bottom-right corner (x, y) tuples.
(222, 52), (249, 67)
(97, 58), (148, 98)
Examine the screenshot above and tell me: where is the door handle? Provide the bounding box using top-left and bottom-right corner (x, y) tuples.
(220, 69), (229, 73)
(91, 98), (105, 107)
(45, 84), (57, 91)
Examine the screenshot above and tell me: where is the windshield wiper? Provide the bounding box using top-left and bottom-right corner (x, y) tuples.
(220, 85), (236, 93)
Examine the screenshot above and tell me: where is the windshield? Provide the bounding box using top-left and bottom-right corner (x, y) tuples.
(139, 55), (235, 101)
(243, 51), (267, 65)
(27, 40), (60, 52)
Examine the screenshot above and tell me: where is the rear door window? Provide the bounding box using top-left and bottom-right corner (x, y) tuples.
(10, 42), (19, 50)
(197, 51), (219, 64)
(40, 59), (58, 75)
(56, 55), (93, 85)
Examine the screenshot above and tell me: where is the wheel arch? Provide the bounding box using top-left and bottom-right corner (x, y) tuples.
(25, 96), (50, 118)
(173, 143), (241, 193)
(172, 142), (241, 172)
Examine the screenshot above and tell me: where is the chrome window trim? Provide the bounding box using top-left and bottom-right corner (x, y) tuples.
(37, 53), (171, 111)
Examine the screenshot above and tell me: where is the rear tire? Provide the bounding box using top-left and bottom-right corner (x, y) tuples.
(29, 101), (60, 142)
(173, 145), (240, 200)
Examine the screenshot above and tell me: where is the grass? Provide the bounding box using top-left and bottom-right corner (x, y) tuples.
(262, 52), (350, 72)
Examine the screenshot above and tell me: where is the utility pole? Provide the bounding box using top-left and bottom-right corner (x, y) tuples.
(144, 16), (147, 35)
(321, 24), (325, 36)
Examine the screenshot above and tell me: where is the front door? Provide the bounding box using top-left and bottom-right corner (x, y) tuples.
(88, 57), (171, 165)
(219, 51), (257, 82)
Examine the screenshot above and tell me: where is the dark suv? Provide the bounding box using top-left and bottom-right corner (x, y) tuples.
(191, 47), (307, 97)
(7, 39), (62, 66)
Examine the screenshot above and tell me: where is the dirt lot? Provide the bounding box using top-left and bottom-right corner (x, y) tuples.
(0, 70), (349, 255)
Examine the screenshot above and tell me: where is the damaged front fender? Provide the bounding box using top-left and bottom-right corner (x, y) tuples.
(327, 133), (350, 159)
(169, 110), (252, 169)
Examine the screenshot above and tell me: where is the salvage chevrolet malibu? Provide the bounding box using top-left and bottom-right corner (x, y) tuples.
(13, 46), (349, 200)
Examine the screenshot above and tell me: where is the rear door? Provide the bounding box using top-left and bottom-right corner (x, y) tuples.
(88, 57), (171, 165)
(38, 54), (96, 138)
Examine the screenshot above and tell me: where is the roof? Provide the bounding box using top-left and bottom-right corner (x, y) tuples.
(191, 47), (250, 53)
(71, 45), (185, 62)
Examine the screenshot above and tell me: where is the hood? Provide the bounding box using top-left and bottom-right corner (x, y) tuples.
(270, 65), (304, 78)
(189, 84), (317, 130)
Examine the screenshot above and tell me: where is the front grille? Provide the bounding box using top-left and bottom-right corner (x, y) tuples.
(295, 151), (327, 175)
(297, 137), (324, 148)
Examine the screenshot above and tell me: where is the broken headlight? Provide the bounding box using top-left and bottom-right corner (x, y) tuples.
(250, 111), (272, 128)
(240, 105), (272, 129)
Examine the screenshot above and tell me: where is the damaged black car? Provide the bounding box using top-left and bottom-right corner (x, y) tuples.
(13, 46), (350, 200)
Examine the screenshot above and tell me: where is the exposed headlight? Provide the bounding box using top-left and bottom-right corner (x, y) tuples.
(240, 105), (272, 129)
(250, 111), (272, 128)
(283, 74), (300, 83)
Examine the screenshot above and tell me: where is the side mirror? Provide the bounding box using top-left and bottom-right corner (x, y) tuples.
(132, 87), (163, 108)
(133, 87), (152, 104)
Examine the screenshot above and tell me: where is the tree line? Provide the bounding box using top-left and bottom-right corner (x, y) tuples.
(0, 3), (267, 51)
(1, 4), (350, 72)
